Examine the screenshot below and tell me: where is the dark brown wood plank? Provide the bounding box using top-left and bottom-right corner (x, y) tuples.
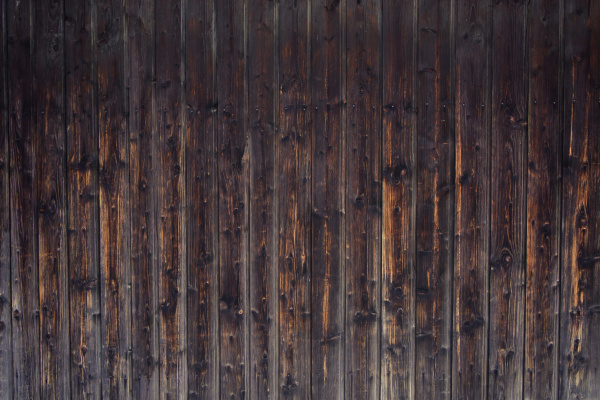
(415, 0), (453, 397)
(185, 0), (218, 398)
(381, 0), (416, 397)
(525, 0), (561, 398)
(7, 0), (40, 397)
(278, 0), (311, 398)
(452, 0), (491, 398)
(310, 0), (344, 397)
(217, 1), (249, 398)
(155, 0), (186, 397)
(487, 0), (527, 398)
(560, 1), (600, 398)
(345, 0), (381, 398)
(247, 0), (278, 398)
(97, 0), (132, 397)
(33, 0), (70, 397)
(127, 0), (159, 398)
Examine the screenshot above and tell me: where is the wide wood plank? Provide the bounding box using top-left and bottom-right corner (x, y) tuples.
(217, 1), (249, 398)
(381, 0), (416, 397)
(415, 0), (453, 397)
(278, 0), (311, 398)
(97, 0), (132, 397)
(310, 0), (345, 398)
(452, 0), (491, 398)
(185, 0), (218, 398)
(525, 0), (561, 398)
(560, 1), (600, 398)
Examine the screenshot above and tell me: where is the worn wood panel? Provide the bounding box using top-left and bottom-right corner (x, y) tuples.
(415, 0), (453, 397)
(381, 0), (416, 398)
(310, 0), (345, 398)
(278, 0), (311, 398)
(185, 0), (219, 399)
(560, 0), (600, 399)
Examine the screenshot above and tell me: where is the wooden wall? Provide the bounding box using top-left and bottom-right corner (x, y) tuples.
(0, 0), (599, 398)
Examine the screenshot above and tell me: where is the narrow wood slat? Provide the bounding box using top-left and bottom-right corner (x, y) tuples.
(561, 1), (600, 398)
(34, 0), (70, 397)
(185, 0), (218, 398)
(310, 0), (345, 397)
(415, 0), (453, 397)
(278, 0), (311, 398)
(217, 1), (249, 398)
(525, 0), (561, 398)
(127, 0), (159, 398)
(381, 0), (416, 397)
(453, 0), (491, 398)
(488, 0), (527, 398)
(7, 0), (40, 397)
(97, 0), (132, 397)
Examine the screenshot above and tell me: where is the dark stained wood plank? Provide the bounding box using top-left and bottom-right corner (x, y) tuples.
(247, 0), (278, 398)
(560, 1), (600, 398)
(7, 0), (40, 397)
(217, 1), (249, 398)
(33, 0), (70, 397)
(155, 0), (187, 397)
(97, 0), (132, 397)
(185, 0), (218, 398)
(487, 0), (527, 398)
(415, 0), (453, 397)
(525, 0), (561, 398)
(0, 1), (12, 397)
(381, 0), (416, 397)
(310, 0), (345, 398)
(126, 0), (159, 398)
(452, 0), (491, 398)
(278, 0), (311, 398)
(345, 0), (381, 398)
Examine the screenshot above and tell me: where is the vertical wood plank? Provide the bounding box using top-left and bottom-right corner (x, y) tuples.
(561, 1), (600, 398)
(278, 0), (311, 398)
(247, 0), (278, 398)
(97, 0), (132, 397)
(185, 0), (218, 398)
(155, 0), (187, 397)
(453, 0), (491, 398)
(127, 0), (159, 398)
(217, 1), (249, 398)
(34, 0), (70, 397)
(525, 0), (561, 398)
(381, 0), (416, 397)
(310, 0), (345, 397)
(7, 0), (40, 397)
(487, 0), (527, 398)
(345, 0), (381, 398)
(415, 0), (453, 397)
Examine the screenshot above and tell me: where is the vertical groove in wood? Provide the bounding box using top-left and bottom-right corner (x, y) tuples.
(414, 0), (453, 397)
(381, 0), (416, 397)
(452, 0), (491, 398)
(310, 0), (345, 397)
(525, 0), (562, 398)
(7, 0), (40, 397)
(560, 0), (600, 398)
(185, 0), (218, 398)
(217, 0), (249, 398)
(97, 0), (132, 397)
(127, 0), (159, 397)
(344, 0), (381, 398)
(278, 0), (311, 398)
(34, 0), (70, 397)
(487, 0), (527, 398)
(247, 0), (278, 398)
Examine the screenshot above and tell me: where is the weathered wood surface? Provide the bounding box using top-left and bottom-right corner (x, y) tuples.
(0, 1), (598, 398)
